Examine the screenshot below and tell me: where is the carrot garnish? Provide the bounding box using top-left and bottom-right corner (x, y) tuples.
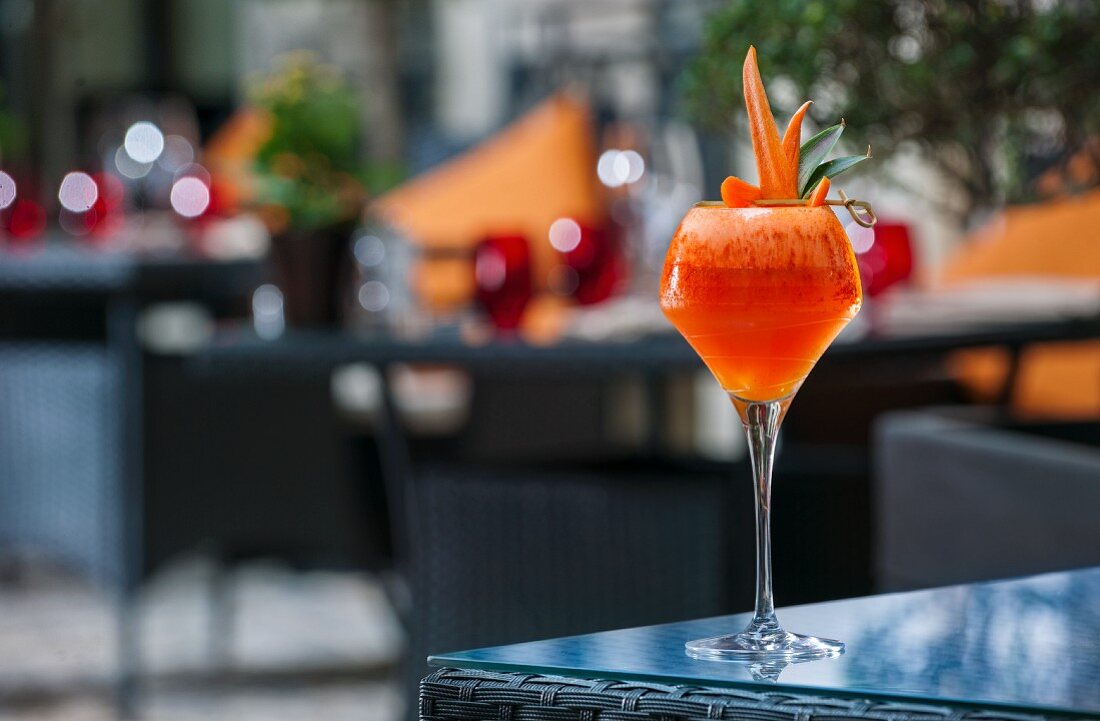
(742, 46), (796, 198)
(721, 175), (762, 208)
(807, 176), (830, 206)
(782, 101), (812, 179)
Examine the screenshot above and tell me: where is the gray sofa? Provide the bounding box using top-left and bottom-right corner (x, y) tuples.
(874, 407), (1100, 592)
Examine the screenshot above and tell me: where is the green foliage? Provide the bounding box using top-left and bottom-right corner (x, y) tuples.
(251, 52), (400, 231)
(684, 0), (1100, 212)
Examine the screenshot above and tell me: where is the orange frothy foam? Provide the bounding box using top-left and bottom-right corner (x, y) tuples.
(660, 205), (862, 401)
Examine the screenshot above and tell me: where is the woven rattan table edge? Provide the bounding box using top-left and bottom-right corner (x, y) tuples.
(420, 666), (1082, 721)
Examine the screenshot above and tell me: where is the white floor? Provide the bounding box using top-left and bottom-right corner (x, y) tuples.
(0, 557), (406, 720)
(1, 684), (404, 721)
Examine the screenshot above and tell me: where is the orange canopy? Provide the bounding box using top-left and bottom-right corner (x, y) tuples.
(945, 191), (1100, 418)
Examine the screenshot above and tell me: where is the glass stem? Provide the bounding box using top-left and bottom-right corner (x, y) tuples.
(743, 399), (782, 632)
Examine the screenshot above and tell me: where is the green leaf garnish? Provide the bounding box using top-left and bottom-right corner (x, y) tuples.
(801, 151), (871, 198)
(797, 122), (844, 195)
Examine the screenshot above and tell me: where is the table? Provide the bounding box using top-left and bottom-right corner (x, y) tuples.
(197, 317), (1100, 663)
(203, 314), (1100, 373)
(425, 567), (1100, 720)
(199, 316), (1100, 562)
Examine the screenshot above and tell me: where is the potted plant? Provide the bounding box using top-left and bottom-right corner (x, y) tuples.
(250, 52), (368, 327)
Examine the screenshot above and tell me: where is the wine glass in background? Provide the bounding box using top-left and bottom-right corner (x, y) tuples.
(549, 218), (623, 306)
(346, 222), (417, 334)
(601, 120), (705, 299)
(859, 221), (914, 297)
(474, 232), (533, 333)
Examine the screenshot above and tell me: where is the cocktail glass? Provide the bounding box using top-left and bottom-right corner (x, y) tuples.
(661, 202), (862, 661)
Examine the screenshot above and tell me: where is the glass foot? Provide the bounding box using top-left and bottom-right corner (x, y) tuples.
(686, 622), (844, 662)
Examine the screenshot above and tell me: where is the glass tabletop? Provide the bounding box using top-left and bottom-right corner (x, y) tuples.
(430, 567), (1100, 718)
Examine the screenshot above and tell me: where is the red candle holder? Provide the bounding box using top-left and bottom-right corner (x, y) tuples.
(474, 233), (533, 332)
(857, 221), (914, 297)
(551, 219), (624, 306)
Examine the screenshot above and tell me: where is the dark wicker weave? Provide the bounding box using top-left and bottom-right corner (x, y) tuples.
(421, 668), (1058, 721)
(405, 462), (734, 697)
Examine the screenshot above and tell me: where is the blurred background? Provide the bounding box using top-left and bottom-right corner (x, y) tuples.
(1, 0), (1099, 719)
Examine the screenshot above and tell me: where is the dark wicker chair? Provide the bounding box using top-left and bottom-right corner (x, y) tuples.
(405, 461), (735, 697)
(0, 343), (122, 582)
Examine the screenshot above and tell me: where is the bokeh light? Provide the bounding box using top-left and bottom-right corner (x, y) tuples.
(0, 171), (16, 209)
(170, 176), (211, 218)
(58, 172), (99, 212)
(175, 162), (212, 185)
(475, 248), (507, 292)
(157, 135), (194, 172)
(846, 220), (876, 254)
(252, 284), (285, 340)
(597, 149), (645, 188)
(7, 199), (47, 240)
(358, 280), (390, 312)
(59, 208), (97, 237)
(114, 145), (153, 179)
(548, 217), (582, 253)
(620, 150), (645, 183)
(124, 121), (165, 164)
(353, 234), (386, 267)
(548, 264), (580, 296)
(597, 150), (623, 188)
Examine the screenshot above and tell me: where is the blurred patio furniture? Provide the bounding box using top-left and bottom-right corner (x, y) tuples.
(0, 241), (263, 716)
(423, 567), (1100, 721)
(371, 93), (606, 317)
(874, 406), (1100, 593)
(7, 242), (1097, 717)
(199, 310), (1100, 707)
(404, 459), (731, 694)
(941, 189), (1100, 418)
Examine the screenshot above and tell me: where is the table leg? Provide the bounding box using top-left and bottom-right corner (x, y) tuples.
(108, 298), (144, 719)
(206, 560), (236, 673)
(374, 363), (413, 573)
(996, 344), (1024, 410)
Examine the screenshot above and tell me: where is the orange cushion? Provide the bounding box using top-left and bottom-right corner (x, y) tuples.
(944, 191), (1100, 417)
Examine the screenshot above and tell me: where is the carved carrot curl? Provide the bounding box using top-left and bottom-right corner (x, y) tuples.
(720, 46), (872, 219)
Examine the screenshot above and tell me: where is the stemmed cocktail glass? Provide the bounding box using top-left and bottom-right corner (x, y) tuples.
(660, 46), (871, 662)
(661, 203), (861, 661)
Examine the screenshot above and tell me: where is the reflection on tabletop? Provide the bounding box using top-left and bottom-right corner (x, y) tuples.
(432, 569), (1100, 717)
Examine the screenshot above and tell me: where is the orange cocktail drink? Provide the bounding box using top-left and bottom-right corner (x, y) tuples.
(669, 44), (874, 662)
(660, 204), (862, 402)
